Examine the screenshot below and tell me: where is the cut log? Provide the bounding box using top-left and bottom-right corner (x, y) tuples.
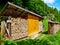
(11, 17), (28, 40)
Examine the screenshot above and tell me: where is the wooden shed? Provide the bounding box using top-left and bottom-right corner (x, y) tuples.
(48, 20), (60, 34)
(0, 2), (43, 40)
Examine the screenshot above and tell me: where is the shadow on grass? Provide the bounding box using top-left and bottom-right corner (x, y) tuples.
(42, 31), (48, 34)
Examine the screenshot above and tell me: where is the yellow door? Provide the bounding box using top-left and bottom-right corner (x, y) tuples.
(28, 14), (39, 36)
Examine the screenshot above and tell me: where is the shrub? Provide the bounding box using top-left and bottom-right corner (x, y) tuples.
(1, 31), (60, 45)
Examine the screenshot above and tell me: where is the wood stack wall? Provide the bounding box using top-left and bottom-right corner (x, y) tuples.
(11, 17), (28, 40)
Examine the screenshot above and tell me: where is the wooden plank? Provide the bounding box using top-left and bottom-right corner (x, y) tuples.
(1, 21), (6, 36)
(8, 5), (17, 10)
(7, 16), (11, 38)
(28, 13), (39, 36)
(2, 9), (7, 16)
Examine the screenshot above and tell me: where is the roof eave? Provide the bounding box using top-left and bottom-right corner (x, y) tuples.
(0, 2), (43, 18)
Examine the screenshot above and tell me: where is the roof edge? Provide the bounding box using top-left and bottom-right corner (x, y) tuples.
(48, 20), (60, 24)
(0, 2), (43, 18)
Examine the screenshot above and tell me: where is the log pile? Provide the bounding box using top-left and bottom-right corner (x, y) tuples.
(11, 17), (28, 40)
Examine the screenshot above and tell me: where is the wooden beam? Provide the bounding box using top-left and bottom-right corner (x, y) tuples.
(2, 9), (7, 16)
(8, 4), (17, 10)
(1, 21), (6, 36)
(7, 16), (11, 38)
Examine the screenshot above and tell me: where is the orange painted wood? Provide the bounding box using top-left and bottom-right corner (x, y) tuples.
(28, 14), (39, 36)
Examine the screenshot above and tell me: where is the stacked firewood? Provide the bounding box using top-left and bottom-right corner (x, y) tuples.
(11, 17), (28, 40)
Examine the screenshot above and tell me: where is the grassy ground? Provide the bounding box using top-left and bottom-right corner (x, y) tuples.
(2, 19), (60, 45)
(1, 30), (60, 45)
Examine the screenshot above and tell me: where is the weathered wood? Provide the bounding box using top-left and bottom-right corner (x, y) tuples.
(48, 23), (54, 34)
(1, 21), (6, 36)
(1, 21), (9, 39)
(7, 16), (11, 38)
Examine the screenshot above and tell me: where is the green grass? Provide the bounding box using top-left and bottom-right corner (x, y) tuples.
(0, 30), (60, 45)
(1, 18), (60, 45)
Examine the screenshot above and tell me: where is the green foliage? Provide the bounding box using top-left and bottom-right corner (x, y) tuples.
(12, 0), (23, 7)
(4, 40), (17, 45)
(43, 18), (48, 31)
(0, 4), (4, 11)
(0, 30), (60, 45)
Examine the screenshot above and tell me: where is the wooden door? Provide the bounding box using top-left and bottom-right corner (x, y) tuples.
(28, 14), (39, 36)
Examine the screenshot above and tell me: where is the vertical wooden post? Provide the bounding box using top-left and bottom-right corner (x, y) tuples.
(7, 16), (11, 38)
(1, 21), (6, 36)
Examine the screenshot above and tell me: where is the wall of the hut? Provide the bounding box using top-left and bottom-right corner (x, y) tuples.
(11, 17), (28, 40)
(39, 21), (43, 32)
(53, 24), (60, 34)
(48, 23), (60, 34)
(1, 16), (9, 39)
(48, 23), (54, 34)
(28, 14), (39, 36)
(1, 21), (7, 37)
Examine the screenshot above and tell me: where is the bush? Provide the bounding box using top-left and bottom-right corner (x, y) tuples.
(1, 31), (60, 45)
(43, 18), (48, 32)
